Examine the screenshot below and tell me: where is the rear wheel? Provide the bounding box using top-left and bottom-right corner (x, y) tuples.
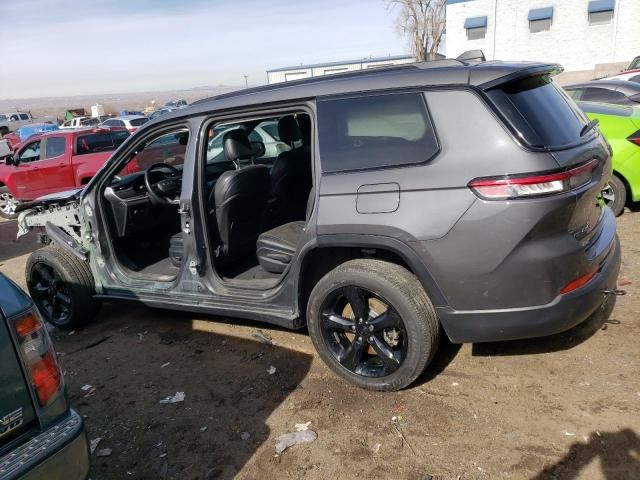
(602, 175), (626, 217)
(0, 187), (19, 220)
(307, 259), (440, 391)
(26, 246), (100, 329)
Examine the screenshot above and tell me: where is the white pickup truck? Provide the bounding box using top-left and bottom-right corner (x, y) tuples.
(0, 112), (57, 136)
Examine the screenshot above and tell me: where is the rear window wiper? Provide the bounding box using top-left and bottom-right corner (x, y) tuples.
(580, 118), (599, 137)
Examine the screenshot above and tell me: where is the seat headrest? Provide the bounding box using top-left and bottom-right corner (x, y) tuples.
(277, 115), (302, 146)
(297, 113), (311, 146)
(223, 128), (253, 162)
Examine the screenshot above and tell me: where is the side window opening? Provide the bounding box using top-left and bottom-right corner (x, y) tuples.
(19, 141), (41, 163)
(45, 137), (66, 159)
(317, 93), (439, 173)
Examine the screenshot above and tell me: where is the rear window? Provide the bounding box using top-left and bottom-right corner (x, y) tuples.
(486, 75), (588, 148)
(129, 118), (148, 127)
(317, 93), (439, 172)
(75, 131), (129, 155)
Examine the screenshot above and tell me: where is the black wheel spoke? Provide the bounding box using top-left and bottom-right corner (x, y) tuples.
(31, 282), (49, 296)
(34, 264), (53, 283)
(339, 336), (367, 370)
(368, 309), (401, 332)
(54, 291), (71, 307)
(343, 287), (369, 321)
(322, 313), (355, 332)
(368, 335), (402, 373)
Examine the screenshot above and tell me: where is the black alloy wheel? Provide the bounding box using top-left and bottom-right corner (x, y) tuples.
(319, 286), (408, 378)
(30, 262), (73, 325)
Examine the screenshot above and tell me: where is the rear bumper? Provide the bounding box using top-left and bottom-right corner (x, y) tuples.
(0, 410), (89, 480)
(438, 235), (621, 343)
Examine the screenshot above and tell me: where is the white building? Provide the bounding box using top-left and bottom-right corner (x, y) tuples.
(267, 55), (416, 84)
(446, 0), (640, 80)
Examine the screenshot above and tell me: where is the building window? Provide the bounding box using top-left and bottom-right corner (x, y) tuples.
(528, 7), (553, 32)
(588, 0), (615, 25)
(464, 16), (487, 40)
(466, 27), (486, 40)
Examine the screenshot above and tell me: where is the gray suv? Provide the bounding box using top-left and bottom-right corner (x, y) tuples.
(17, 58), (620, 391)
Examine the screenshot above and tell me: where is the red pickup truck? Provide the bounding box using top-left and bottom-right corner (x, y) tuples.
(0, 127), (129, 218)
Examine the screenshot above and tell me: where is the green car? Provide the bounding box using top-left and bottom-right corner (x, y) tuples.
(577, 101), (640, 216)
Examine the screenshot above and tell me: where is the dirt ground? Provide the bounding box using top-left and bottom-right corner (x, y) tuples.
(0, 213), (638, 480)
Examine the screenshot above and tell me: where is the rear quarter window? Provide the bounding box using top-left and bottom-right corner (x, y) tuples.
(317, 93), (439, 173)
(75, 131), (129, 155)
(486, 75), (588, 148)
(129, 118), (148, 127)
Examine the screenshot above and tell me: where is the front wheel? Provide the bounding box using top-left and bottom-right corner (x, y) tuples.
(26, 246), (100, 329)
(0, 187), (19, 220)
(307, 259), (440, 391)
(602, 175), (626, 217)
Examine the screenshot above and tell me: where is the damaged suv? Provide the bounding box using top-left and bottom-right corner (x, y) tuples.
(18, 59), (621, 391)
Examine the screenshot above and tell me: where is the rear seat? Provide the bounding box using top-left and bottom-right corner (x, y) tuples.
(256, 221), (305, 273)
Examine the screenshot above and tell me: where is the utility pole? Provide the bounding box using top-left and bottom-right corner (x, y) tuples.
(243, 75), (248, 88)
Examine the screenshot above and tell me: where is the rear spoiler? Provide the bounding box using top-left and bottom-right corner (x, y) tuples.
(477, 63), (564, 90)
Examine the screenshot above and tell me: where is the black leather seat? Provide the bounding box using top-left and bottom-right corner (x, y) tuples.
(213, 129), (270, 265)
(268, 115), (312, 225)
(257, 221), (305, 273)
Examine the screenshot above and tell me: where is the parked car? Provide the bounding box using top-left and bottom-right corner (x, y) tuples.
(601, 70), (640, 83)
(206, 120), (289, 161)
(0, 127), (129, 219)
(0, 272), (90, 479)
(0, 112), (57, 137)
(577, 101), (640, 216)
(17, 59), (621, 391)
(100, 115), (148, 133)
(119, 110), (145, 117)
(148, 107), (180, 120)
(59, 117), (101, 129)
(2, 123), (60, 150)
(564, 80), (640, 107)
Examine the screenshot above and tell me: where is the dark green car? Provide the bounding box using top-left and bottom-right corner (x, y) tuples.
(0, 273), (89, 479)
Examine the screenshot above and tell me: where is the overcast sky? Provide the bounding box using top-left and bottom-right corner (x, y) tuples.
(1, 0), (408, 99)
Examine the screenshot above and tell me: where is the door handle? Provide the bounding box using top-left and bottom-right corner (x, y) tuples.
(58, 163), (66, 167)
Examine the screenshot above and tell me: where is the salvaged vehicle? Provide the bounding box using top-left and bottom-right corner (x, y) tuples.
(0, 273), (90, 479)
(0, 127), (129, 219)
(0, 112), (57, 137)
(577, 101), (640, 216)
(2, 124), (60, 150)
(18, 59), (621, 391)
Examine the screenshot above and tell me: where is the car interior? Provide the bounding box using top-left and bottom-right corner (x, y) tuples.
(100, 111), (313, 287)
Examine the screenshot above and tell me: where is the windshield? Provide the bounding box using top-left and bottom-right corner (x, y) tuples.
(486, 75), (589, 148)
(130, 118), (149, 127)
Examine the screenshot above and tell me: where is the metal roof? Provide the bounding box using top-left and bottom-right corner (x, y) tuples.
(149, 60), (561, 127)
(266, 54), (415, 73)
(528, 7), (553, 21)
(589, 0), (615, 13)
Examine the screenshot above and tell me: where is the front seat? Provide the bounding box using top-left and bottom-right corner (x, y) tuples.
(268, 115), (312, 225)
(213, 129), (269, 265)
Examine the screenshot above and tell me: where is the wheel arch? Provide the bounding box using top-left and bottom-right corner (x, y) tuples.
(297, 234), (448, 319)
(612, 168), (635, 203)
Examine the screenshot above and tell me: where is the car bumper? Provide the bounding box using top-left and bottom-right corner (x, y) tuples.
(0, 410), (90, 480)
(438, 235), (621, 343)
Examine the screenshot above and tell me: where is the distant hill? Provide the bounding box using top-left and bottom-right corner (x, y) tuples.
(0, 86), (242, 119)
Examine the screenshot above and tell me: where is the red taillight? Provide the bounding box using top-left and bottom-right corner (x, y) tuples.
(560, 269), (598, 295)
(469, 159), (599, 200)
(627, 129), (640, 147)
(13, 312), (62, 407)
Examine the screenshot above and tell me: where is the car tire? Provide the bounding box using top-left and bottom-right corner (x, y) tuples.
(0, 186), (19, 220)
(26, 246), (100, 329)
(307, 259), (440, 391)
(603, 175), (626, 217)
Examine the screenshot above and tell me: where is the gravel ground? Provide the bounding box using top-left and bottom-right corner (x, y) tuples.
(0, 213), (638, 480)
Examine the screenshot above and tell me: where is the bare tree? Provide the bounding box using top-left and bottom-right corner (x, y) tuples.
(388, 0), (446, 62)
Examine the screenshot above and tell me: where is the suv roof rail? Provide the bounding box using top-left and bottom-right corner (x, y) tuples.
(457, 50), (486, 63)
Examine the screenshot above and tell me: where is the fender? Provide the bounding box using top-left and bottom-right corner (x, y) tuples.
(314, 232), (449, 309)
